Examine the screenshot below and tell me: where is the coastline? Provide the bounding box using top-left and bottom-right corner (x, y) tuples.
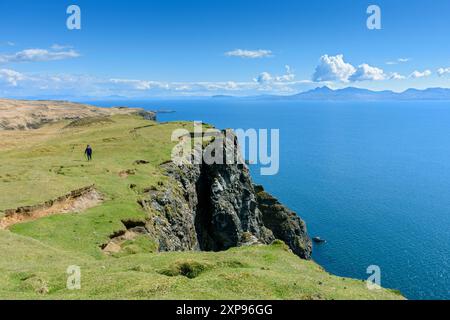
(0, 99), (404, 299)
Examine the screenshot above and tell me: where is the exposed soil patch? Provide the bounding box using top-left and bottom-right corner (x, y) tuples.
(0, 185), (103, 229)
(119, 169), (136, 178)
(101, 219), (149, 254)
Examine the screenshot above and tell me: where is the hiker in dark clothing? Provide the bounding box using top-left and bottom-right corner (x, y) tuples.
(85, 145), (93, 161)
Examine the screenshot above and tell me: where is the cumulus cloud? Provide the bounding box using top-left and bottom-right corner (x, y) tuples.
(0, 48), (80, 63)
(255, 72), (273, 85)
(225, 49), (273, 59)
(437, 67), (450, 77)
(0, 68), (26, 86)
(410, 70), (432, 79)
(275, 65), (295, 82)
(313, 54), (411, 83)
(349, 64), (386, 82)
(312, 54), (356, 82)
(255, 65), (296, 85)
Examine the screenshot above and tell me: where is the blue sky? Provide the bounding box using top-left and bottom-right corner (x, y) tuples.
(1, 0), (450, 98)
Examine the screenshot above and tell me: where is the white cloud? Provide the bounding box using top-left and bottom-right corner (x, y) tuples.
(313, 54), (408, 83)
(0, 67), (311, 97)
(110, 79), (151, 90)
(51, 44), (73, 50)
(184, 81), (249, 92)
(200, 81), (241, 91)
(255, 72), (272, 84)
(275, 65), (295, 82)
(109, 78), (248, 93)
(349, 64), (386, 82)
(389, 72), (406, 80)
(313, 54), (424, 83)
(0, 55), (416, 98)
(386, 58), (410, 65)
(437, 67), (450, 77)
(312, 54), (356, 82)
(0, 48), (80, 63)
(410, 70), (432, 79)
(255, 65), (296, 85)
(0, 69), (26, 86)
(225, 49), (273, 59)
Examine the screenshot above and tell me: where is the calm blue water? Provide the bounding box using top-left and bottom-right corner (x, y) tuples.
(92, 99), (450, 300)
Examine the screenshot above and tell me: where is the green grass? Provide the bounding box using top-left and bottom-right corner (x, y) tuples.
(0, 115), (404, 300)
(0, 231), (403, 300)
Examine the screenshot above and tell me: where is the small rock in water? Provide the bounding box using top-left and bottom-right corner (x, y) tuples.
(313, 237), (326, 244)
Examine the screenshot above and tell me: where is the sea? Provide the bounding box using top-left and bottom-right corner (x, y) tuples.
(90, 99), (450, 300)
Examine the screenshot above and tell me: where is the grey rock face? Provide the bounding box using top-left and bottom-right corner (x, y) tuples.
(140, 131), (312, 259)
(140, 187), (199, 252)
(193, 158), (275, 252)
(254, 185), (312, 259)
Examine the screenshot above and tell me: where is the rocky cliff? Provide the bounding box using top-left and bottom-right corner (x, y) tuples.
(139, 130), (312, 259)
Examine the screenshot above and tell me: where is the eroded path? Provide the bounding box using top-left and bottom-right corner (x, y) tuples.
(0, 185), (103, 229)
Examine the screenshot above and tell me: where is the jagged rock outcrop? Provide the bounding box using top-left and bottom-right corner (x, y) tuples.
(254, 185), (312, 259)
(139, 130), (312, 259)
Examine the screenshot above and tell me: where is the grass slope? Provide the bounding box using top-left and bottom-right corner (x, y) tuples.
(0, 114), (403, 300)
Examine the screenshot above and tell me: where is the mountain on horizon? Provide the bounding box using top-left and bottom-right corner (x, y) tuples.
(7, 86), (450, 102)
(248, 86), (450, 101)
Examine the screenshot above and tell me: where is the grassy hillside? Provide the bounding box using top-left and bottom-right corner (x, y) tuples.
(0, 114), (403, 300)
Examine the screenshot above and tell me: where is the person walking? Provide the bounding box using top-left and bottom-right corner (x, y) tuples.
(85, 145), (93, 161)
